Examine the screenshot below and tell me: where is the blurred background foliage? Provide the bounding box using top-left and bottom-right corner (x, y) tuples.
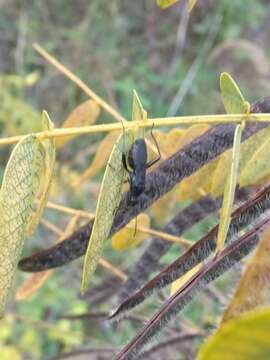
(0, 0), (270, 359)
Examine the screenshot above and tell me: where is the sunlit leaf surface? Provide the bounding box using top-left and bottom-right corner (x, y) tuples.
(220, 72), (247, 114)
(26, 111), (56, 236)
(198, 308), (270, 360)
(55, 100), (100, 147)
(221, 224), (270, 323)
(170, 263), (202, 295)
(157, 0), (198, 12)
(72, 130), (120, 187)
(156, 0), (179, 9)
(81, 129), (134, 293)
(216, 123), (243, 254)
(0, 135), (43, 315)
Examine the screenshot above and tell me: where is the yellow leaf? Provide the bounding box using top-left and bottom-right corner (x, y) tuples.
(155, 125), (209, 212)
(216, 123), (243, 254)
(0, 135), (43, 316)
(81, 129), (134, 293)
(72, 131), (120, 187)
(156, 0), (179, 9)
(240, 134), (270, 188)
(153, 129), (185, 158)
(151, 186), (179, 225)
(55, 100), (100, 147)
(26, 111), (56, 235)
(0, 346), (21, 360)
(221, 224), (270, 323)
(132, 90), (146, 124)
(175, 124), (209, 149)
(155, 124), (208, 162)
(171, 263), (202, 295)
(172, 124), (217, 201)
(198, 308), (270, 360)
(112, 214), (150, 250)
(157, 0), (197, 12)
(188, 0), (198, 12)
(220, 72), (247, 114)
(211, 126), (270, 197)
(179, 158), (218, 202)
(15, 271), (52, 300)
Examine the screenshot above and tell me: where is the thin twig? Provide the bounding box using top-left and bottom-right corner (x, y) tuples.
(33, 43), (127, 124)
(46, 201), (94, 219)
(0, 113), (269, 146)
(41, 217), (127, 281)
(46, 201), (191, 245)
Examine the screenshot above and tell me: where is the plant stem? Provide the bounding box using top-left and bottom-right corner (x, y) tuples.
(0, 113), (269, 146)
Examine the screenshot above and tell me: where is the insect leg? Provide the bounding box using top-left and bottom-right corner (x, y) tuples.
(146, 123), (161, 168)
(122, 153), (133, 173)
(129, 214), (138, 238)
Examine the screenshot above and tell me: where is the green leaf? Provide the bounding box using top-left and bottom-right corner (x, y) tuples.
(198, 308), (270, 360)
(211, 126), (270, 197)
(156, 0), (179, 9)
(26, 111), (56, 235)
(157, 0), (198, 11)
(132, 90), (147, 138)
(132, 90), (145, 123)
(220, 72), (248, 114)
(81, 129), (134, 293)
(0, 135), (44, 316)
(216, 123), (243, 254)
(239, 132), (270, 187)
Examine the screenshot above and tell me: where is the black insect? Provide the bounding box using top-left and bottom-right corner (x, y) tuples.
(122, 130), (161, 205)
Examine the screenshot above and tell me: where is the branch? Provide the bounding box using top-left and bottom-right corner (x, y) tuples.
(110, 183), (270, 318)
(117, 188), (249, 302)
(113, 216), (269, 360)
(117, 194), (220, 302)
(18, 97), (270, 272)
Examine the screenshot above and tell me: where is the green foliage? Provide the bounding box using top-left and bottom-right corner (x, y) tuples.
(0, 1), (269, 359)
(81, 129), (134, 293)
(0, 74), (40, 136)
(0, 135), (44, 316)
(198, 308), (270, 359)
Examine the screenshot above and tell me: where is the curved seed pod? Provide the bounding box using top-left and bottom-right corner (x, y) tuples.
(0, 135), (44, 316)
(17, 98), (270, 273)
(81, 129), (134, 294)
(16, 214), (79, 300)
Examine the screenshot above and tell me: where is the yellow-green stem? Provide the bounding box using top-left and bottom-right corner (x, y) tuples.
(0, 113), (269, 146)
